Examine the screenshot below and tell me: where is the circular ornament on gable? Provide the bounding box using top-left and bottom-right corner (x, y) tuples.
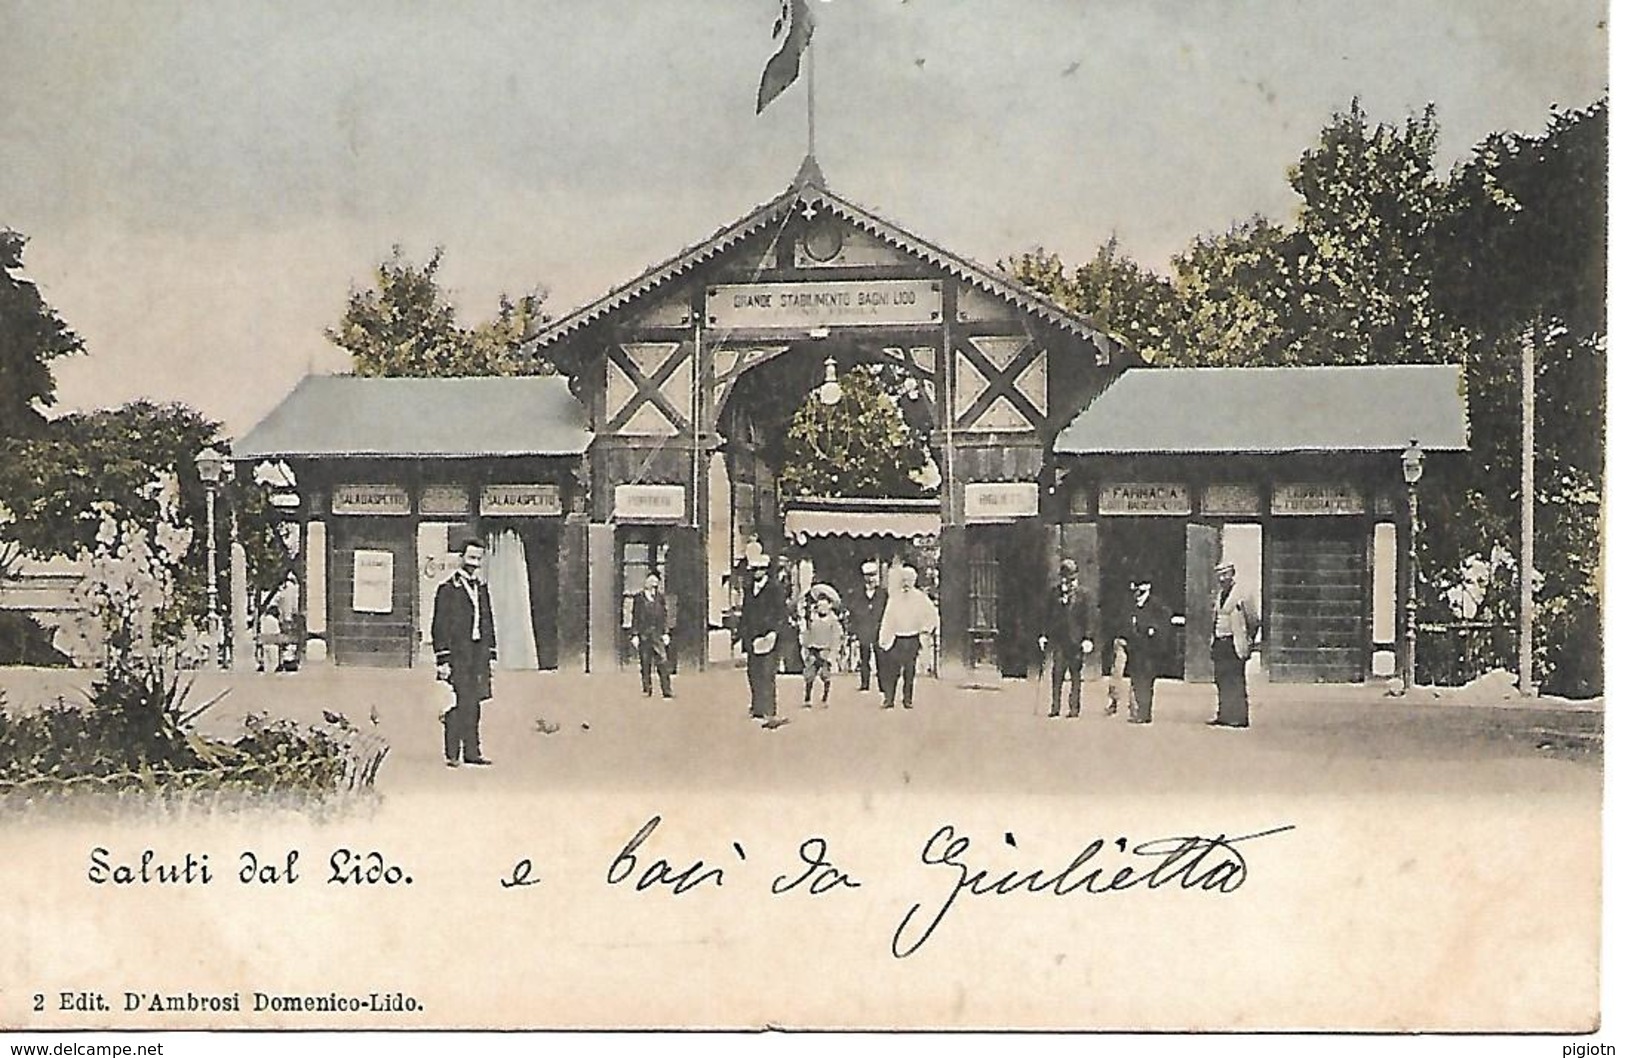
(802, 221), (844, 263)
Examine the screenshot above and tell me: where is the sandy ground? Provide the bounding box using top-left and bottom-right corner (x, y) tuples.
(0, 664), (1604, 1032)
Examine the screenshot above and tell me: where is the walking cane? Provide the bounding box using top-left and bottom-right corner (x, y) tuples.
(1032, 643), (1049, 718)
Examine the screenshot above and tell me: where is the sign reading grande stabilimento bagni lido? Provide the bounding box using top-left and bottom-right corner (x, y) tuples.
(706, 280), (943, 329)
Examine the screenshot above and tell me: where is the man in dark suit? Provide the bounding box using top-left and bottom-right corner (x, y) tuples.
(1123, 577), (1174, 724)
(630, 572), (674, 699)
(1038, 558), (1094, 718)
(740, 550), (785, 723)
(847, 560), (888, 693)
(432, 538), (498, 767)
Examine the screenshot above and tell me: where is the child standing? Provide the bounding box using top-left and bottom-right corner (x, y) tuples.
(801, 594), (844, 708)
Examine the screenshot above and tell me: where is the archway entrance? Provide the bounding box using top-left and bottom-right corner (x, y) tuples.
(712, 337), (941, 668)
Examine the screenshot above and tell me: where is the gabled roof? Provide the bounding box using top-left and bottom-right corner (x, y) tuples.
(1054, 364), (1469, 455)
(235, 375), (592, 459)
(526, 170), (1124, 354)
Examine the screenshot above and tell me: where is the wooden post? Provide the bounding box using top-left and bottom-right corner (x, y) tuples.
(229, 506), (252, 673)
(1519, 328), (1536, 696)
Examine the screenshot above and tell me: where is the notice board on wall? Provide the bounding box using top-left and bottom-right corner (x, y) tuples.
(351, 548), (395, 614)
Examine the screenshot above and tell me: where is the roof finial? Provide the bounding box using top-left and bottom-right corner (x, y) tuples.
(794, 152), (826, 190)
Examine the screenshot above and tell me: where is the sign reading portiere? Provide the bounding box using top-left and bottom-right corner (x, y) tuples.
(614, 485), (686, 522)
(1272, 483), (1365, 515)
(1098, 482), (1191, 516)
(965, 482), (1039, 523)
(481, 484), (563, 517)
(705, 280), (943, 329)
(332, 484), (410, 516)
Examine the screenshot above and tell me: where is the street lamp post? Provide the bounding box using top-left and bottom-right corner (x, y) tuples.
(1401, 439), (1425, 694)
(194, 446), (228, 669)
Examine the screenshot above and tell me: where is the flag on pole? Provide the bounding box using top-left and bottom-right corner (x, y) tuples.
(757, 0), (815, 114)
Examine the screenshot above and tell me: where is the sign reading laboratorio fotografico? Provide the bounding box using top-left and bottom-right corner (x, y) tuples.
(965, 482), (1039, 523)
(1099, 482), (1191, 516)
(614, 484), (686, 522)
(351, 549), (395, 614)
(706, 280), (943, 329)
(332, 484), (410, 516)
(1272, 483), (1366, 516)
(481, 484), (563, 517)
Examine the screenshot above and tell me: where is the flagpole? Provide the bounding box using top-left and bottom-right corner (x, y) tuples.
(805, 11), (816, 159)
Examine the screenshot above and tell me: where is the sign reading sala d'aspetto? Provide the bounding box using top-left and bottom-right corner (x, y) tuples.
(706, 279), (943, 329)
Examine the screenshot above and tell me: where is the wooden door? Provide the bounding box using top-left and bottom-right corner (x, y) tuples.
(329, 519), (416, 668)
(1266, 520), (1367, 682)
(1184, 524), (1219, 683)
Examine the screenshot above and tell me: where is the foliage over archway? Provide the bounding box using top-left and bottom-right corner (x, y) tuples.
(777, 367), (934, 499)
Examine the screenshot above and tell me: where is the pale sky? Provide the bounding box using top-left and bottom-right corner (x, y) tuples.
(1, 0), (1608, 436)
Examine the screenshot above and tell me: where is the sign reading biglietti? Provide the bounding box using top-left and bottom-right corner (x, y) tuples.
(706, 280), (943, 329)
(965, 482), (1040, 523)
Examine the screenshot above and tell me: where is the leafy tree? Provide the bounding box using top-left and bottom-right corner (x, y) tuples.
(1280, 101), (1461, 366)
(1164, 217), (1297, 366)
(0, 402), (295, 647)
(1425, 100), (1607, 694)
(1005, 97), (1606, 693)
(778, 367), (931, 499)
(328, 246), (554, 377)
(0, 229), (296, 662)
(1004, 239), (1184, 362)
(0, 229), (86, 582)
(0, 229), (84, 439)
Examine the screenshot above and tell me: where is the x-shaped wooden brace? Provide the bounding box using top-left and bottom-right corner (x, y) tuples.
(952, 334), (1045, 430)
(606, 343), (692, 434)
(708, 345), (791, 429)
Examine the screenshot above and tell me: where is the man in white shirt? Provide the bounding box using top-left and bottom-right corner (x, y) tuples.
(877, 566), (938, 710)
(1208, 561), (1262, 729)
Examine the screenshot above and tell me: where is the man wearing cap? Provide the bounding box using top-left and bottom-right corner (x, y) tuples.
(1038, 558), (1095, 718)
(1209, 561), (1262, 728)
(1123, 578), (1174, 724)
(432, 537), (498, 767)
(740, 548), (787, 723)
(848, 560), (888, 694)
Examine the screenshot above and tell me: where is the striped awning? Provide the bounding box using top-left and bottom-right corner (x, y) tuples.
(784, 509), (941, 539)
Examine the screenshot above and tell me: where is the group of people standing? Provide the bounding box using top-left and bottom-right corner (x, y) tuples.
(739, 555), (940, 726)
(426, 534), (1261, 768)
(1039, 557), (1261, 729)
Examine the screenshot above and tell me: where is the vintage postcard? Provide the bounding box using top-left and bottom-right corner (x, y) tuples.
(0, 0), (1610, 1043)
